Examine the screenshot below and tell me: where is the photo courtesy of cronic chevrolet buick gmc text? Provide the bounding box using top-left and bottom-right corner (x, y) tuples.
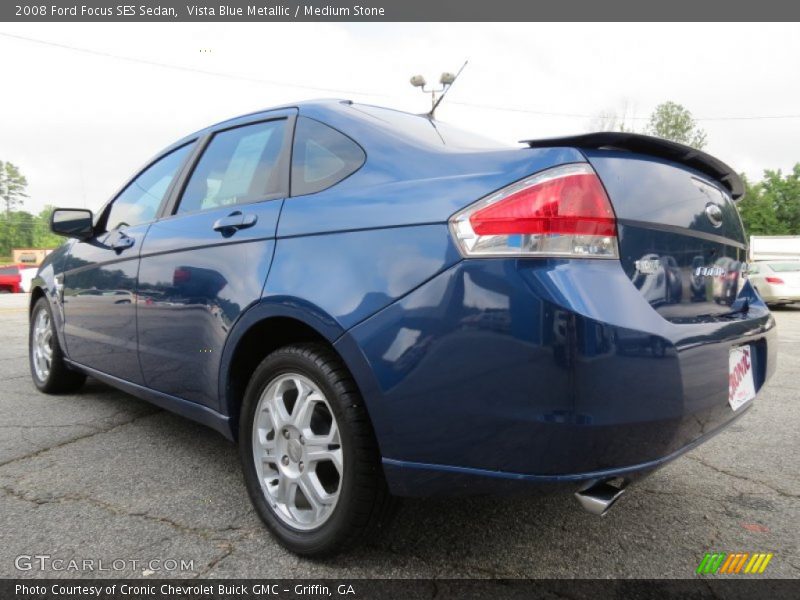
(29, 101), (776, 556)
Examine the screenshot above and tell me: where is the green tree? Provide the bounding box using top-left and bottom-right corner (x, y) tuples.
(33, 206), (65, 249)
(645, 101), (707, 149)
(760, 165), (800, 234)
(0, 161), (29, 217)
(0, 210), (35, 256)
(737, 175), (783, 236)
(737, 165), (800, 236)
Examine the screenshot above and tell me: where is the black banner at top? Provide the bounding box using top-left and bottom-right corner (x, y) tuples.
(2, 0), (800, 22)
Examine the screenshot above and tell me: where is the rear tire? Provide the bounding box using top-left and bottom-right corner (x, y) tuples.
(29, 297), (86, 394)
(239, 343), (395, 556)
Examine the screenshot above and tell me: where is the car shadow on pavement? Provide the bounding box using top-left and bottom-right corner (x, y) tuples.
(5, 372), (794, 579)
(769, 304), (800, 312)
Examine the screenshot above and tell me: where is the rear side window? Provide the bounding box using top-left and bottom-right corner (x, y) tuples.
(177, 119), (288, 215)
(0, 266), (18, 275)
(291, 117), (365, 196)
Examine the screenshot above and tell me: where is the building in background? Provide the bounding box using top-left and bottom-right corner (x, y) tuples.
(12, 248), (53, 266)
(750, 236), (800, 262)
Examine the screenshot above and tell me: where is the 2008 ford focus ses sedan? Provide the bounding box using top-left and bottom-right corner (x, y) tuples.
(30, 100), (776, 555)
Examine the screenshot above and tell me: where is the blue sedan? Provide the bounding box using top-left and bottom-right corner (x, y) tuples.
(30, 100), (775, 555)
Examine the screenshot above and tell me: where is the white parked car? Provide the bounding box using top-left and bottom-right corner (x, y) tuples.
(19, 267), (38, 293)
(748, 261), (800, 306)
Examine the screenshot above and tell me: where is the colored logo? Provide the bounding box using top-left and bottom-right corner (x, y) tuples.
(696, 552), (773, 574)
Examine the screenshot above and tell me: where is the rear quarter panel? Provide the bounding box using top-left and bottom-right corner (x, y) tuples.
(272, 103), (586, 330)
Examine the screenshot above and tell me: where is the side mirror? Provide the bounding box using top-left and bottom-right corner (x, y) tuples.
(51, 208), (94, 240)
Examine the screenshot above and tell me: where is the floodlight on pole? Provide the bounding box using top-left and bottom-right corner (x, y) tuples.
(409, 60), (468, 117)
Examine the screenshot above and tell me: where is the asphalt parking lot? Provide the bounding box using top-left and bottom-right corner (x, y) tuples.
(0, 293), (798, 579)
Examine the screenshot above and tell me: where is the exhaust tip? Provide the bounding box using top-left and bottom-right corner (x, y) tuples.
(574, 480), (627, 516)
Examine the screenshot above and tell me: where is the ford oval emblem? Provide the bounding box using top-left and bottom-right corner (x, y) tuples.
(705, 203), (724, 228)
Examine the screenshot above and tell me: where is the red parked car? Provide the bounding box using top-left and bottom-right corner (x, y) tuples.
(0, 264), (24, 293)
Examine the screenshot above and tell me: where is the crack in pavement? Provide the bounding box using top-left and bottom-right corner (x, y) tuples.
(1, 483), (246, 541)
(1, 483), (252, 579)
(687, 455), (800, 500)
(0, 373), (30, 381)
(0, 405), (257, 580)
(0, 409), (161, 468)
(193, 541), (237, 578)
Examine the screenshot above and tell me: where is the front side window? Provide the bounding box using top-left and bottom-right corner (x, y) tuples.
(105, 144), (193, 231)
(291, 117), (365, 196)
(176, 119), (288, 215)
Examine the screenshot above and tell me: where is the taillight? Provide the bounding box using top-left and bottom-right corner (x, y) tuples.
(765, 277), (784, 285)
(449, 163), (618, 258)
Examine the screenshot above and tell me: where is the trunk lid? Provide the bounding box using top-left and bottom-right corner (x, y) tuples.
(524, 133), (747, 321)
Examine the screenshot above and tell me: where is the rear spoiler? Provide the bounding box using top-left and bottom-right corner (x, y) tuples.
(521, 132), (744, 200)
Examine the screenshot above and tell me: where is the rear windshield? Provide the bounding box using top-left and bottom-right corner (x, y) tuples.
(769, 262), (800, 272)
(352, 104), (509, 150)
(0, 266), (19, 275)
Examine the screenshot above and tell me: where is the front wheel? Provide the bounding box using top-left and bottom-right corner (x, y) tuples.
(29, 297), (86, 393)
(239, 343), (395, 556)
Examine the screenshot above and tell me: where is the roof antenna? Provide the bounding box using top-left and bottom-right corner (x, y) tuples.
(409, 60), (468, 119)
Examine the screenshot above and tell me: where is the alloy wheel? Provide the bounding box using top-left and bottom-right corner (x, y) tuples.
(252, 373), (343, 530)
(32, 308), (53, 382)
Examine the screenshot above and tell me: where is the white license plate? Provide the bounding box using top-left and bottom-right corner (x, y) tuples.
(729, 346), (756, 411)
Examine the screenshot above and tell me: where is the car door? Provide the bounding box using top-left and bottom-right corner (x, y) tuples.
(61, 143), (195, 383)
(136, 110), (295, 410)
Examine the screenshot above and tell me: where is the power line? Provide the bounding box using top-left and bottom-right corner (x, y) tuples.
(448, 100), (602, 119)
(0, 31), (395, 98)
(2, 30), (800, 122)
(448, 99), (800, 122)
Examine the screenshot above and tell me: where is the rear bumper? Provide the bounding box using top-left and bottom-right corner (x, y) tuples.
(382, 404), (752, 496)
(342, 258), (776, 496)
(756, 280), (800, 304)
(0, 281), (22, 293)
(762, 297), (799, 305)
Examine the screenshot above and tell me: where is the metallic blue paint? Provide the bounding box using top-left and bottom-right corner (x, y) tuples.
(382, 405), (753, 496)
(32, 100), (776, 499)
(586, 149), (749, 320)
(30, 243), (71, 353)
(342, 257), (774, 490)
(136, 201), (281, 409)
(276, 147), (584, 236)
(265, 225), (461, 331)
(60, 225), (149, 384)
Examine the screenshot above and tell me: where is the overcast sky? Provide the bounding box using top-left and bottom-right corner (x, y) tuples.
(1, 22), (800, 214)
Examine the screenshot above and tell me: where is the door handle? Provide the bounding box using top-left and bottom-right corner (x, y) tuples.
(212, 211), (257, 236)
